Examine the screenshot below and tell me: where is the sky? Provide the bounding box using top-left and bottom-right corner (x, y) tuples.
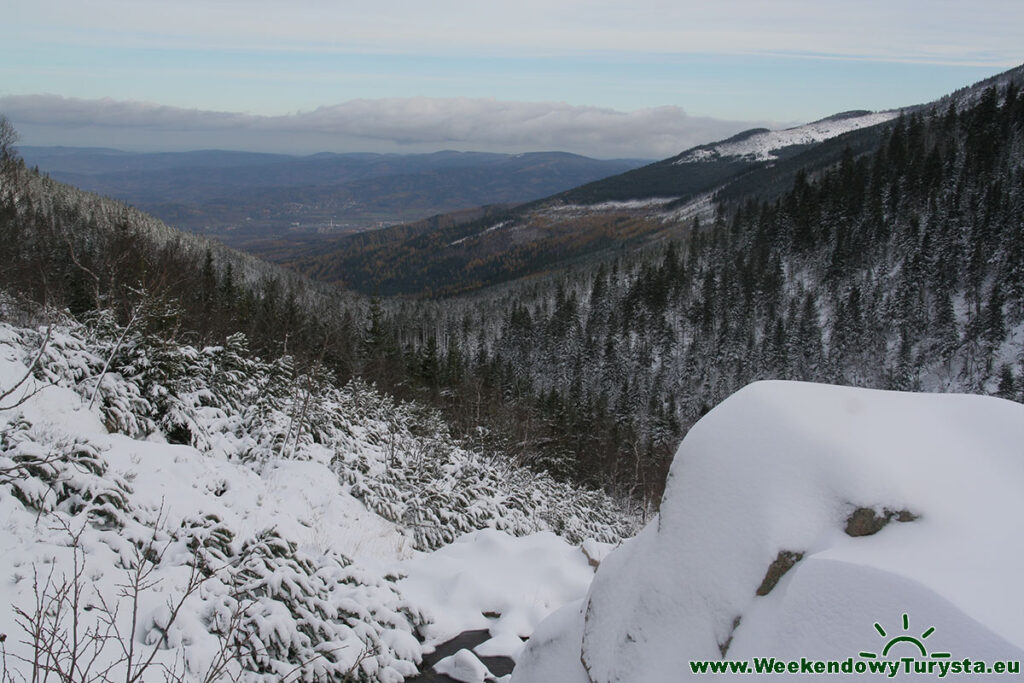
(2, 0), (1022, 159)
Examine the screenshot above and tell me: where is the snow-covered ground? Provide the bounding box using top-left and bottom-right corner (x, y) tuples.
(0, 314), (625, 682)
(661, 191), (715, 224)
(398, 529), (611, 678)
(515, 381), (1024, 681)
(546, 197), (680, 213)
(675, 111), (899, 164)
(0, 332), (422, 680)
(449, 221), (512, 247)
(10, 307), (1022, 682)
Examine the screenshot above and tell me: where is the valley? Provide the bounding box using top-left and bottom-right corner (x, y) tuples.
(20, 147), (647, 253)
(2, 61), (1024, 682)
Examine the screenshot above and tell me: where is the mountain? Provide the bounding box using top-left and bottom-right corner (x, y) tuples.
(19, 147), (647, 251)
(335, 65), (1024, 498)
(282, 110), (901, 296)
(0, 143), (636, 680)
(5, 64), (1024, 506)
(3, 63), (1024, 682)
(285, 65), (1024, 299)
(552, 109), (898, 205)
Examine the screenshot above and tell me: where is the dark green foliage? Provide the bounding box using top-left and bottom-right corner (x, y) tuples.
(0, 424), (131, 528)
(389, 81), (1024, 501)
(4, 74), (1024, 510)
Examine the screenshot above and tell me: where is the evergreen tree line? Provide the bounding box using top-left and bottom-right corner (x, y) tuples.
(0, 154), (377, 380)
(0, 130), (652, 507)
(2, 83), (1023, 507)
(383, 83), (1024, 501)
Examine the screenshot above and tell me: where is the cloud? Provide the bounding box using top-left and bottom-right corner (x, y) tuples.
(0, 95), (249, 130)
(1, 94), (774, 159)
(13, 0), (1024, 67)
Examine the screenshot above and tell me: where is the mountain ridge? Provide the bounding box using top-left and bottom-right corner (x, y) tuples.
(282, 62), (1024, 298)
(20, 147), (648, 251)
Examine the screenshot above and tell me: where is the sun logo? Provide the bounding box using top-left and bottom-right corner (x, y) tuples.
(859, 613), (951, 660)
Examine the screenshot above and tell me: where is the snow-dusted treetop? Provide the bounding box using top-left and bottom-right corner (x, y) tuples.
(515, 381), (1024, 682)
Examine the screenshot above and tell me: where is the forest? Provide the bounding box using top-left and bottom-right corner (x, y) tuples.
(2, 80), (1023, 508)
(387, 82), (1024, 500)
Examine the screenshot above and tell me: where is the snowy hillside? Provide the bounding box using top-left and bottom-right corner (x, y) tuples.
(514, 381), (1024, 681)
(675, 111), (899, 163)
(0, 301), (633, 681)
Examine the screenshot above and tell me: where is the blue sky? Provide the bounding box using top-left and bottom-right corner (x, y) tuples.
(2, 0), (1021, 158)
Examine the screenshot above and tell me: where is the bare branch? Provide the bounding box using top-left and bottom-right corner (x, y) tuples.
(5, 512), (254, 683)
(0, 325), (52, 412)
(88, 306), (141, 411)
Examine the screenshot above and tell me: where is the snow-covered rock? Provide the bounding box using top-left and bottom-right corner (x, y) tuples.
(434, 648), (493, 683)
(514, 381), (1024, 681)
(398, 528), (608, 671)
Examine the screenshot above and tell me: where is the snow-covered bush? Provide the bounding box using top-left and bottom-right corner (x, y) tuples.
(199, 529), (424, 682)
(1, 418), (131, 528)
(0, 306), (637, 681)
(23, 313), (636, 550)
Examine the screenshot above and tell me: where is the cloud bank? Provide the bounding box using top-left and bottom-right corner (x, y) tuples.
(1, 94), (773, 159)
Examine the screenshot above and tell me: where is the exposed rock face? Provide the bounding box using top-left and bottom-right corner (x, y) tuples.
(513, 381), (1024, 682)
(844, 507), (918, 537)
(756, 551), (804, 596)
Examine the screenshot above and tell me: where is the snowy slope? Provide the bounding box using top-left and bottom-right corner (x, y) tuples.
(514, 381), (1024, 681)
(675, 111), (899, 164)
(0, 309), (630, 682)
(0, 325), (425, 681)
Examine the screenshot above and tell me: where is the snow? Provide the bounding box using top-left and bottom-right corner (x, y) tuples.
(547, 197), (678, 214)
(397, 529), (606, 657)
(674, 112), (899, 164)
(0, 315), (623, 681)
(0, 387), (422, 678)
(515, 380), (1024, 681)
(433, 648), (492, 682)
(511, 600), (589, 683)
(0, 325), (423, 679)
(661, 191), (715, 224)
(450, 221), (511, 246)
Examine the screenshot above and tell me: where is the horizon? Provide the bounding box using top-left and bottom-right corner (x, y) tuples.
(4, 1), (1023, 159)
(14, 143), (656, 163)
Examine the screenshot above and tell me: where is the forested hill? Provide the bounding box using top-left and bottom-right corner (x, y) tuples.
(0, 126), (653, 504)
(285, 65), (1024, 299)
(3, 67), (1024, 508)
(387, 80), (1024, 496)
(0, 149), (368, 370)
(283, 111), (900, 296)
(19, 147), (646, 252)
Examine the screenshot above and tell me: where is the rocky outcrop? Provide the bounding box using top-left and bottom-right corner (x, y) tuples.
(514, 382), (1024, 682)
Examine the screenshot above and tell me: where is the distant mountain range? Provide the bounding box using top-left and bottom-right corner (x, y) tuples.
(281, 63), (1024, 298)
(4, 60), (1024, 535)
(280, 109), (904, 296)
(18, 147), (648, 252)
